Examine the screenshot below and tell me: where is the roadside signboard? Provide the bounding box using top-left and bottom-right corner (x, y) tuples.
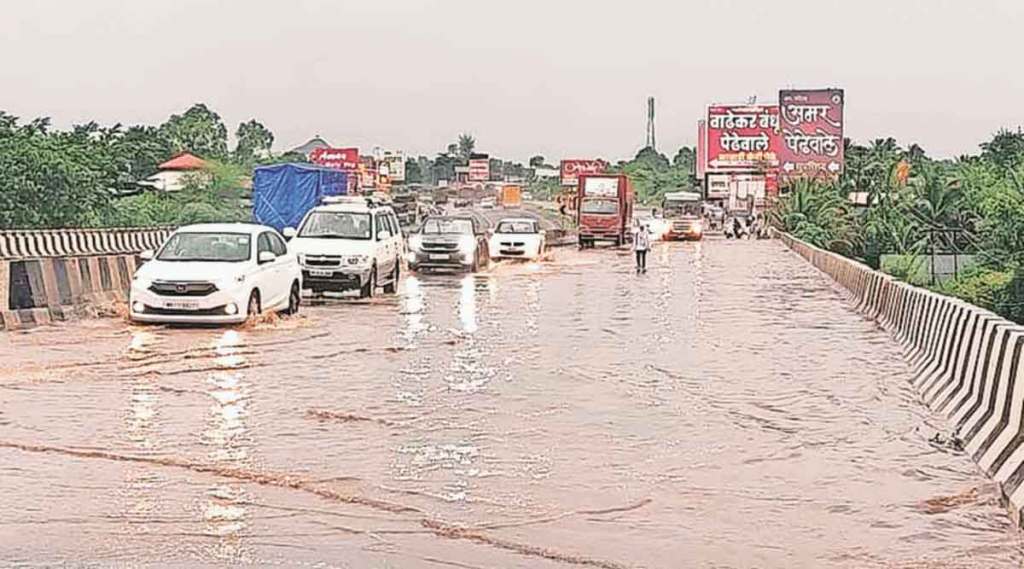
(705, 105), (780, 172)
(469, 154), (490, 182)
(310, 147), (360, 171)
(779, 89), (845, 180)
(560, 159), (607, 187)
(381, 152), (406, 182)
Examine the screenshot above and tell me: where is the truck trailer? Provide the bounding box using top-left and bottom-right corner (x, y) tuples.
(252, 163), (349, 231)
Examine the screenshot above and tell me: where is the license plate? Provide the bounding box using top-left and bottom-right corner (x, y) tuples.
(165, 301), (199, 310)
(309, 269), (333, 277)
(429, 254), (450, 260)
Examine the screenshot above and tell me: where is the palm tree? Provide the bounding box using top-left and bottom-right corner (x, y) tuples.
(458, 134), (476, 161)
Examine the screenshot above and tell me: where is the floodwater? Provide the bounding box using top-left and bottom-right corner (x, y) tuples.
(1, 239), (1021, 568)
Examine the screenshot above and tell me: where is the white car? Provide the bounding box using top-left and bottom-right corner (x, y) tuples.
(129, 223), (302, 324)
(284, 197), (403, 298)
(480, 197), (497, 209)
(488, 218), (546, 261)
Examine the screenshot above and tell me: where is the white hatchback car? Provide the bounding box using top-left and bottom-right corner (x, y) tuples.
(488, 218), (546, 261)
(284, 197), (403, 298)
(129, 223), (302, 324)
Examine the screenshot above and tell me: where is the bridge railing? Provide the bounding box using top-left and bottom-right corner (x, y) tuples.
(0, 227), (173, 260)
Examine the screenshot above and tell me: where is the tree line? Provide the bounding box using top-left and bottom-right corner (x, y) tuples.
(771, 130), (1024, 322)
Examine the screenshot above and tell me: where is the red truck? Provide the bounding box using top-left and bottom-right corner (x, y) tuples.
(576, 174), (634, 248)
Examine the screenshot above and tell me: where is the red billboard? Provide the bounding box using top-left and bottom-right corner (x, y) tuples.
(706, 105), (780, 172)
(310, 147), (360, 171)
(469, 155), (490, 182)
(779, 89), (844, 180)
(560, 159), (608, 187)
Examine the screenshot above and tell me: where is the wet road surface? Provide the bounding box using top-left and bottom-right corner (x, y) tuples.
(1, 239), (1022, 568)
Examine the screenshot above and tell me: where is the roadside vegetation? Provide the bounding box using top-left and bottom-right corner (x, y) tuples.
(771, 130), (1024, 322)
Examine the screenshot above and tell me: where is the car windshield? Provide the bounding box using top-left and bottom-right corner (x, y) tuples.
(299, 211), (372, 239)
(496, 221), (537, 234)
(157, 232), (251, 262)
(581, 199), (618, 215)
(422, 218), (474, 235)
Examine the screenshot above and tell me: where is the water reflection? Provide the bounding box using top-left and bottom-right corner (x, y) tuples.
(459, 275), (478, 334)
(401, 274), (428, 342)
(202, 331), (252, 561)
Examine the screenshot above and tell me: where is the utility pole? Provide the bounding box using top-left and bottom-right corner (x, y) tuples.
(645, 96), (656, 150)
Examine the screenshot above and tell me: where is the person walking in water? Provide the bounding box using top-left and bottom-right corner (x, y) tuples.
(634, 223), (651, 274)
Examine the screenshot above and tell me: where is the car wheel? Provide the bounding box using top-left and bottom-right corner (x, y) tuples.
(383, 262), (399, 294)
(247, 290), (261, 320)
(360, 266), (377, 299)
(284, 281), (300, 315)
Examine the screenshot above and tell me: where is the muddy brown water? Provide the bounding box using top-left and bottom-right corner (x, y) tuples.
(1, 239), (1021, 568)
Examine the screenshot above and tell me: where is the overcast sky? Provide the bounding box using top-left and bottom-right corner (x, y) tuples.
(3, 0), (1022, 162)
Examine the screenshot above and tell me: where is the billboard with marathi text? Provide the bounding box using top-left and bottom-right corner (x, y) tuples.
(469, 154), (490, 182)
(560, 159), (608, 187)
(779, 89), (845, 180)
(705, 105), (780, 172)
(310, 147), (360, 171)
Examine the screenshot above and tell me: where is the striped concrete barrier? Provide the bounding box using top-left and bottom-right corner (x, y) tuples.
(0, 227), (172, 260)
(778, 232), (1024, 526)
(0, 228), (169, 330)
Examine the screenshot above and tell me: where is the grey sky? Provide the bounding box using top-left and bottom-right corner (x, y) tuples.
(3, 0), (1022, 163)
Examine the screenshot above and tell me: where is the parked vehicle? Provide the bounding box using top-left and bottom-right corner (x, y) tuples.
(480, 197), (497, 209)
(252, 163), (349, 231)
(284, 196), (403, 298)
(499, 185), (523, 208)
(407, 215), (490, 272)
(391, 191), (419, 229)
(129, 223), (301, 324)
(577, 174), (634, 247)
(489, 218), (546, 261)
(661, 191), (704, 241)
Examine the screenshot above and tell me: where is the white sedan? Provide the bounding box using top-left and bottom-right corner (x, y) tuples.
(129, 223), (302, 324)
(488, 218), (546, 261)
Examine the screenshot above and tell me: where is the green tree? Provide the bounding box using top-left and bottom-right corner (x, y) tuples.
(0, 112), (116, 228)
(529, 155), (546, 168)
(234, 119), (274, 165)
(405, 159), (423, 184)
(160, 103), (229, 159)
(458, 133), (476, 161)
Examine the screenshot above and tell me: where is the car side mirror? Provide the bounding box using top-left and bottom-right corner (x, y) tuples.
(283, 227), (297, 239)
(258, 251), (277, 264)
(139, 249), (154, 261)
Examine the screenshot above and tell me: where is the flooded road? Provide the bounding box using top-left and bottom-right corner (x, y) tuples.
(1, 239), (1021, 568)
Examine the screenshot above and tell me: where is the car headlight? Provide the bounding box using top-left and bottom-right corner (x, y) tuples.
(408, 235), (423, 251)
(217, 274), (246, 289)
(297, 253), (306, 265)
(132, 275), (151, 289)
(693, 221), (703, 233)
(347, 255), (371, 266)
(457, 235), (475, 254)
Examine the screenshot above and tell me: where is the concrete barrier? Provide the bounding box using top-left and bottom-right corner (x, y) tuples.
(0, 228), (169, 331)
(778, 232), (1024, 525)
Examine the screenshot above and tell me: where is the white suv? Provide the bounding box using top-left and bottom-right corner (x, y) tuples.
(284, 197), (403, 298)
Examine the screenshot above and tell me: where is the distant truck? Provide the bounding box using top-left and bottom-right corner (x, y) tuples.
(252, 163), (349, 231)
(499, 185), (522, 208)
(577, 174), (634, 248)
(662, 191), (704, 241)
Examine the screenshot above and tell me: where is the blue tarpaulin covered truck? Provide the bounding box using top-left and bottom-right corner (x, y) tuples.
(252, 163), (349, 231)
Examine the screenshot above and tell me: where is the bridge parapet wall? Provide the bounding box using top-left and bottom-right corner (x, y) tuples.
(0, 228), (171, 330)
(779, 232), (1024, 526)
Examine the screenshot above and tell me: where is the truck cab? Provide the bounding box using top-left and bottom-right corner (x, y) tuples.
(662, 191), (704, 241)
(577, 174), (634, 248)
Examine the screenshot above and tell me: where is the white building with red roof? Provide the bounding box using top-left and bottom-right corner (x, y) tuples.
(140, 152), (209, 192)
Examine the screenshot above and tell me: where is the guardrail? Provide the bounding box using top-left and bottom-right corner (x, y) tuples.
(778, 232), (1024, 527)
(0, 228), (173, 260)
